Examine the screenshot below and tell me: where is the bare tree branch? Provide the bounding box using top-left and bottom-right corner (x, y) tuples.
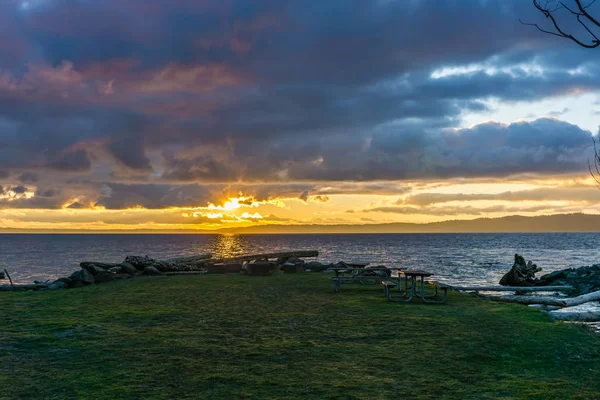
(522, 0), (600, 48)
(588, 138), (600, 188)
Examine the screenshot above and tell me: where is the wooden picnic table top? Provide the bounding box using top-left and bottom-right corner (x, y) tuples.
(403, 270), (434, 277)
(329, 267), (402, 271)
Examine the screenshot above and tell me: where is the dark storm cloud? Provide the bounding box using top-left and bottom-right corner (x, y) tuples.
(17, 171), (39, 183)
(94, 183), (215, 209)
(0, 0), (596, 210)
(10, 185), (27, 194)
(47, 149), (92, 172)
(108, 136), (152, 171)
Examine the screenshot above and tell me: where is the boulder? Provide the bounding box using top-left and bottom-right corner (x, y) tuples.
(80, 264), (106, 276)
(125, 255), (183, 272)
(48, 281), (67, 290)
(539, 270), (567, 282)
(285, 257), (305, 265)
(281, 262), (297, 274)
(499, 254), (541, 286)
(69, 269), (95, 285)
(143, 266), (164, 276)
(305, 261), (328, 272)
(119, 262), (138, 275)
(94, 271), (116, 284)
(57, 277), (72, 285)
(204, 262), (243, 274)
(246, 261), (277, 276)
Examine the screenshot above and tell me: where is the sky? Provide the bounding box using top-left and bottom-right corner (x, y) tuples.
(1, 0), (600, 231)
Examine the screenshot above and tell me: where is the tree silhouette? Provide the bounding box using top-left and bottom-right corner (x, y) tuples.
(521, 0), (600, 48)
(523, 1), (600, 185)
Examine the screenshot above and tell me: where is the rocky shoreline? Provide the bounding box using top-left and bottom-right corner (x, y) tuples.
(499, 253), (600, 296)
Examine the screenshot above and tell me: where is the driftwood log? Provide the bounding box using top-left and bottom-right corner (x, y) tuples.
(4, 269), (14, 288)
(452, 285), (573, 292)
(547, 311), (600, 322)
(166, 254), (212, 264)
(0, 284), (48, 291)
(214, 250), (318, 263)
(499, 254), (542, 286)
(477, 289), (600, 307)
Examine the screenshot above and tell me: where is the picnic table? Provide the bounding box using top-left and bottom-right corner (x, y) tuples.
(382, 270), (449, 304)
(330, 267), (402, 292)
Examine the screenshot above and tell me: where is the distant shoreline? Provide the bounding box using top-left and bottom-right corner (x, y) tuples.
(2, 213), (600, 234)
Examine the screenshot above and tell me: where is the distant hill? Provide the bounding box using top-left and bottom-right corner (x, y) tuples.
(1, 213), (600, 234)
(217, 213), (600, 234)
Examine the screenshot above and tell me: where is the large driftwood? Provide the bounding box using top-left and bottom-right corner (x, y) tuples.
(547, 311), (600, 322)
(215, 250), (318, 263)
(499, 254), (541, 286)
(477, 289), (600, 307)
(0, 284), (48, 291)
(476, 293), (567, 306)
(166, 254), (212, 264)
(452, 285), (573, 292)
(4, 269), (14, 287)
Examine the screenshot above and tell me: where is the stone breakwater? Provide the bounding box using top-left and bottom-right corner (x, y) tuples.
(1, 251), (376, 291)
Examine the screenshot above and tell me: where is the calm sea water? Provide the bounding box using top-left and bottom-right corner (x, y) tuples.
(1, 233), (600, 284)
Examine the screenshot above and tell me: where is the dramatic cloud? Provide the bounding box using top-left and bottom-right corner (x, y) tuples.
(0, 0), (597, 226)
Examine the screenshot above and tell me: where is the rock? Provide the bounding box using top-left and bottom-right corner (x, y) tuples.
(80, 264), (106, 276)
(125, 255), (183, 272)
(499, 254), (541, 286)
(48, 281), (67, 290)
(204, 262), (243, 274)
(143, 266), (164, 276)
(94, 271), (116, 284)
(69, 269), (95, 285)
(109, 267), (122, 273)
(245, 261), (277, 276)
(119, 262), (138, 275)
(539, 270), (567, 282)
(80, 262), (120, 270)
(281, 262), (297, 274)
(567, 272), (579, 279)
(305, 261), (328, 272)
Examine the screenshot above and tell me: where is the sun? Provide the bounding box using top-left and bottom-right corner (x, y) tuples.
(223, 198), (242, 211)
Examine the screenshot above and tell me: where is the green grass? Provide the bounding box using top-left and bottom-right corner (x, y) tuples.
(1, 273), (600, 400)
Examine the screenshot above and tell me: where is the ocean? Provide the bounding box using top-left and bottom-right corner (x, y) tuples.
(2, 232), (600, 284)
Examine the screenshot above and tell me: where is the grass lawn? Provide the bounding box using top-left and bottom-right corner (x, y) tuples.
(1, 273), (600, 400)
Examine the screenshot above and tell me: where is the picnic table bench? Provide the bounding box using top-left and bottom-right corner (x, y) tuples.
(330, 267), (402, 292)
(381, 271), (449, 304)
